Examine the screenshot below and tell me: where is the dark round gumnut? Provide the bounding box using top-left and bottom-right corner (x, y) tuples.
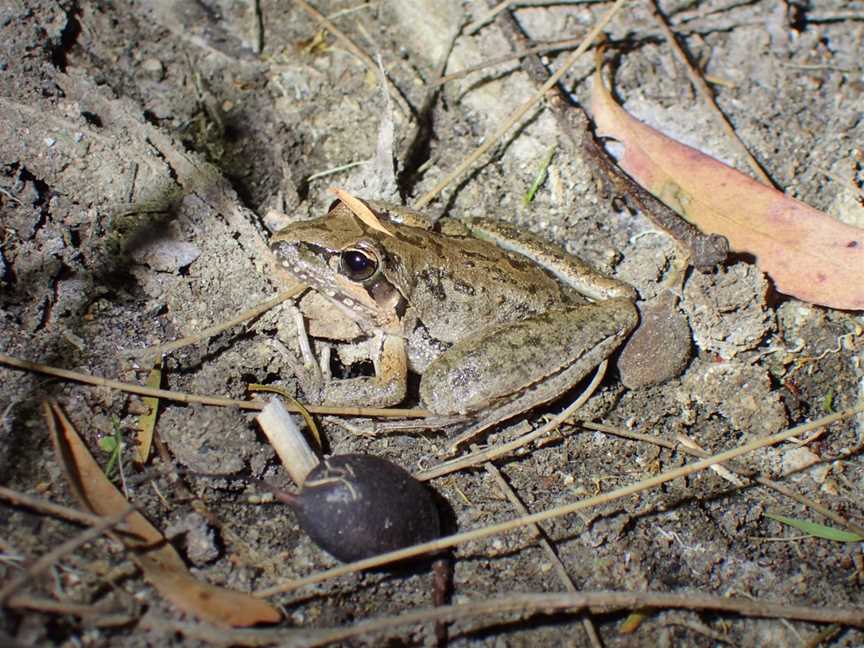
(291, 454), (441, 562)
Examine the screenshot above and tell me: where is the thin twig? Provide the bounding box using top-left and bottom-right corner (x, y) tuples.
(0, 353), (429, 418)
(485, 464), (602, 648)
(582, 421), (677, 449)
(128, 287), (303, 362)
(485, 464), (577, 589)
(148, 591), (863, 647)
(0, 486), (133, 532)
(255, 400), (864, 596)
(662, 615), (735, 644)
(293, 0), (412, 118)
(647, 0), (775, 187)
(431, 37), (586, 86)
(0, 505), (135, 604)
(413, 0), (627, 209)
(465, 0), (606, 35)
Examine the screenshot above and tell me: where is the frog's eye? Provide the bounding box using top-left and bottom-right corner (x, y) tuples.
(340, 249), (378, 281)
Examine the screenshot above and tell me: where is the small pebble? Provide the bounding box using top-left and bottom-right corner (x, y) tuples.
(140, 57), (165, 81)
(618, 292), (692, 389)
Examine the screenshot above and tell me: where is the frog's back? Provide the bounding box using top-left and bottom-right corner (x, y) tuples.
(392, 226), (578, 344)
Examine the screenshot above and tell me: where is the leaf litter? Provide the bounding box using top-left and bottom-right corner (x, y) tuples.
(591, 66), (864, 310)
(44, 401), (282, 628)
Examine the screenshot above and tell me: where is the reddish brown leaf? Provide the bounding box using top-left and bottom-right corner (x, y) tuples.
(591, 71), (864, 310)
(45, 401), (281, 627)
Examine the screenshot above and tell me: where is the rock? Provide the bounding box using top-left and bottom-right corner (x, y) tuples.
(618, 291), (693, 389)
(140, 57), (165, 81)
(165, 512), (220, 566)
(132, 239), (201, 272)
(782, 447), (820, 476)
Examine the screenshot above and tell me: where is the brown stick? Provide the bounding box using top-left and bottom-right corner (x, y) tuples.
(140, 591), (863, 647)
(492, 8), (729, 269)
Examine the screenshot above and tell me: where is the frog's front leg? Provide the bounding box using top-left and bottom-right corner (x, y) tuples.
(420, 298), (637, 449)
(318, 332), (409, 408)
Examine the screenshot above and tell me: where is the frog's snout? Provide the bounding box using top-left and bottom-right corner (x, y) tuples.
(271, 239), (342, 293)
(271, 239), (311, 283)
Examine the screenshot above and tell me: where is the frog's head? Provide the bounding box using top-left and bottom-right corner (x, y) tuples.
(270, 202), (408, 332)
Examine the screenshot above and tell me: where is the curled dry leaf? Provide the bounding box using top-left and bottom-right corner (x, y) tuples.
(591, 70), (864, 310)
(329, 187), (394, 237)
(44, 401), (281, 628)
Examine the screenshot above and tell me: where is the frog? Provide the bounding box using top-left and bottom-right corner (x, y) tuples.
(270, 198), (638, 448)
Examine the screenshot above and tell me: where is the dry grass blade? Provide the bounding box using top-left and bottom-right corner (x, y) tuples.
(0, 485), (134, 531)
(0, 505), (135, 605)
(44, 401), (282, 627)
(483, 464), (602, 647)
(0, 353), (429, 418)
(256, 400), (864, 596)
(129, 287), (303, 362)
(589, 421), (864, 538)
(134, 361), (162, 463)
(292, 0), (411, 117)
(647, 0), (774, 187)
(430, 37), (585, 87)
(5, 595), (134, 627)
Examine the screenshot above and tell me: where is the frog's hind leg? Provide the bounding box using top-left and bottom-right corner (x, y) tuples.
(419, 299), (637, 452)
(444, 355), (608, 452)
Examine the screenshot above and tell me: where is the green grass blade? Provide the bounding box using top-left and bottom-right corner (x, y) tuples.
(765, 512), (863, 542)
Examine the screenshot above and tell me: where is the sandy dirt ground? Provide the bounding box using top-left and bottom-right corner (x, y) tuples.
(1, 0), (863, 646)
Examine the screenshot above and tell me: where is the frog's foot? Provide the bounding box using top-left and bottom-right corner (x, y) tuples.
(318, 333), (410, 409)
(268, 337), (327, 403)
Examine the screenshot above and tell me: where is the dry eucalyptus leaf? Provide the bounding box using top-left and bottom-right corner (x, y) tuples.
(329, 187), (394, 237)
(45, 401), (281, 628)
(591, 71), (864, 310)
